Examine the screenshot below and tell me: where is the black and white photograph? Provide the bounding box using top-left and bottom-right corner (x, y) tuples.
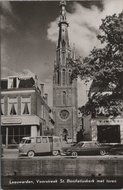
(1, 0), (123, 189)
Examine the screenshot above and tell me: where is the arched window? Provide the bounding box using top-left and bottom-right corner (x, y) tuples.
(68, 69), (72, 84)
(63, 91), (67, 105)
(63, 128), (68, 141)
(62, 69), (66, 85)
(55, 71), (58, 84)
(62, 39), (66, 48)
(53, 74), (55, 84)
(57, 70), (61, 85)
(62, 52), (66, 65)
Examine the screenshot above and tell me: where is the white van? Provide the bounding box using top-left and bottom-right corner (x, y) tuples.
(19, 136), (62, 157)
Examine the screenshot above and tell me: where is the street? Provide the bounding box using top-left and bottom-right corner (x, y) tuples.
(2, 149), (123, 159)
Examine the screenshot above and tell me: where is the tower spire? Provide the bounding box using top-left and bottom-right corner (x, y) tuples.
(59, 0), (67, 22)
(53, 0), (78, 143)
(56, 0), (71, 65)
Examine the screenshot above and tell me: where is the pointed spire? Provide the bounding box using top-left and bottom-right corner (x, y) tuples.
(59, 0), (67, 22)
(57, 0), (69, 49)
(56, 0), (71, 66)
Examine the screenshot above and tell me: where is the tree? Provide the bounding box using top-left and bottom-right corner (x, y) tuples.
(71, 11), (123, 117)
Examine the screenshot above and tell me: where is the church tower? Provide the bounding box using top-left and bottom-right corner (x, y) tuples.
(53, 0), (78, 142)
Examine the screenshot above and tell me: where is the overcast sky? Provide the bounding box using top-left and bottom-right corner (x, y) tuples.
(1, 0), (123, 107)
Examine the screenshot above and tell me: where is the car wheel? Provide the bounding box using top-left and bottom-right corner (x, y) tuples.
(100, 150), (106, 156)
(52, 150), (59, 156)
(28, 150), (35, 158)
(71, 152), (78, 156)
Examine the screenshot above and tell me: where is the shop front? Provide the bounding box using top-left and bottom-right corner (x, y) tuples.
(1, 115), (43, 147)
(2, 125), (31, 145)
(91, 118), (123, 144)
(97, 125), (120, 143)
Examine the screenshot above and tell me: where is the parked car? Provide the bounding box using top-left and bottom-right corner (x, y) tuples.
(19, 136), (62, 157)
(109, 144), (123, 155)
(64, 141), (112, 156)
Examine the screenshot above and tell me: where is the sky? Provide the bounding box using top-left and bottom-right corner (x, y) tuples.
(1, 0), (123, 107)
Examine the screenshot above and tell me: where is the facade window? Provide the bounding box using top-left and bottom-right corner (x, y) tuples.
(68, 90), (72, 105)
(55, 71), (58, 84)
(57, 91), (61, 105)
(8, 97), (18, 115)
(1, 98), (4, 115)
(8, 77), (18, 88)
(62, 52), (66, 65)
(63, 91), (67, 105)
(21, 97), (31, 115)
(68, 70), (72, 84)
(41, 105), (44, 118)
(62, 69), (66, 85)
(53, 74), (55, 84)
(57, 70), (61, 85)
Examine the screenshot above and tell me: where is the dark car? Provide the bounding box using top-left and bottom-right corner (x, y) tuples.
(65, 141), (112, 156)
(109, 144), (123, 155)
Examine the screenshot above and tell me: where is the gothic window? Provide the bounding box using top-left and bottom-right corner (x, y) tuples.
(57, 91), (61, 105)
(55, 71), (58, 84)
(63, 91), (67, 105)
(68, 90), (72, 105)
(21, 97), (31, 115)
(68, 69), (72, 84)
(57, 70), (61, 85)
(62, 51), (66, 65)
(53, 74), (55, 84)
(62, 69), (66, 85)
(1, 98), (4, 115)
(62, 40), (66, 47)
(62, 128), (68, 141)
(8, 98), (18, 115)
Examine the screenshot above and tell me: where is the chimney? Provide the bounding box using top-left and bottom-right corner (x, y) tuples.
(44, 93), (48, 104)
(40, 84), (44, 97)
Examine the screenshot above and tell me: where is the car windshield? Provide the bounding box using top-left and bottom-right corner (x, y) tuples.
(76, 142), (84, 147)
(20, 139), (31, 144)
(20, 139), (27, 144)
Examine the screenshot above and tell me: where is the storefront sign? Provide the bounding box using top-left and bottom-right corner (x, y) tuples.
(2, 118), (22, 124)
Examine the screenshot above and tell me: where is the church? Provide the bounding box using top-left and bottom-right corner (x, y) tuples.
(53, 0), (78, 142)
